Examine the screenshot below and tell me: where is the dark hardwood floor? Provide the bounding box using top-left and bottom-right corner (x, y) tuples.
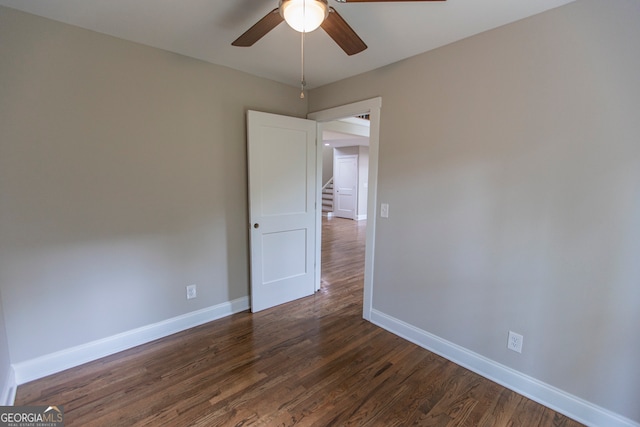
(16, 216), (584, 426)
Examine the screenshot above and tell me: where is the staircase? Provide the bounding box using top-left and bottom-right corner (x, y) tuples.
(322, 178), (334, 214)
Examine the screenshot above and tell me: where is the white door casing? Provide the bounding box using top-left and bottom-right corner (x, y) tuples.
(247, 110), (317, 312)
(308, 97), (382, 321)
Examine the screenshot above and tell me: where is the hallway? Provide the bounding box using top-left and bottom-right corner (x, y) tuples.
(321, 216), (367, 291)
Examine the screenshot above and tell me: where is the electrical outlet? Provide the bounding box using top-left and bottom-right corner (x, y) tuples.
(507, 331), (523, 353)
(186, 284), (197, 300)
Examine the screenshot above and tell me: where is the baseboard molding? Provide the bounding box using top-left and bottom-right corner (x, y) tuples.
(370, 309), (639, 427)
(324, 212), (366, 221)
(13, 297), (250, 386)
(0, 367), (16, 405)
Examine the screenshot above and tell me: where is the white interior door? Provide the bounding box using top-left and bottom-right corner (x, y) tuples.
(334, 154), (358, 220)
(247, 110), (317, 312)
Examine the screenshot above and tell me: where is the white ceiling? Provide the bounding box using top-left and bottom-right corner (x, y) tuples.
(323, 117), (370, 148)
(0, 0), (575, 89)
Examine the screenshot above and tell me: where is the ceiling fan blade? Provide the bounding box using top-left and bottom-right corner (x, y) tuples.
(232, 8), (284, 47)
(321, 7), (367, 56)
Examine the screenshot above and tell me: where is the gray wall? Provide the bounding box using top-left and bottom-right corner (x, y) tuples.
(0, 291), (11, 403)
(310, 0), (639, 422)
(0, 6), (306, 363)
(357, 146), (369, 218)
(322, 145), (334, 187)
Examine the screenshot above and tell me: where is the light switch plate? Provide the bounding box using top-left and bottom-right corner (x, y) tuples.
(380, 203), (389, 218)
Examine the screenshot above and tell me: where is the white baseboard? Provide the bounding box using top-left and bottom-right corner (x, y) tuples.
(324, 212), (366, 221)
(13, 297), (250, 385)
(370, 309), (639, 427)
(0, 367), (16, 405)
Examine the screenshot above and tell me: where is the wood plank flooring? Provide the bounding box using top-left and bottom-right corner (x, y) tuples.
(16, 216), (584, 426)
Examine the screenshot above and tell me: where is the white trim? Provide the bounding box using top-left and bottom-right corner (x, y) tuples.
(356, 214), (367, 221)
(370, 309), (640, 427)
(321, 177), (333, 192)
(13, 297), (249, 385)
(308, 97), (382, 321)
(314, 119), (323, 292)
(0, 367), (16, 405)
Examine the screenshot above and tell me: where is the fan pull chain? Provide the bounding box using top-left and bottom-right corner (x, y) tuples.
(300, 31), (306, 99)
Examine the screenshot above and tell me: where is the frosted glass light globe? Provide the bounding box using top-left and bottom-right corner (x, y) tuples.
(280, 0), (328, 33)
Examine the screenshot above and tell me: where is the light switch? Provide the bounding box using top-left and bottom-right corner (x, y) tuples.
(380, 203), (389, 218)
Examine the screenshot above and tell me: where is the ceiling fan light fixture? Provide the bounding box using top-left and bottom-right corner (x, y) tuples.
(280, 0), (329, 33)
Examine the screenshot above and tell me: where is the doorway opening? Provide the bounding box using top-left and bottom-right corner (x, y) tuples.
(308, 97), (381, 320)
(322, 115), (370, 221)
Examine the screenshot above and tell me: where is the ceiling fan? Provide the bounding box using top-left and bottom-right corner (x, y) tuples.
(232, 0), (446, 56)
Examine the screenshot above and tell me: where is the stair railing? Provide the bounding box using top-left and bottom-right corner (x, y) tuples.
(322, 177), (334, 192)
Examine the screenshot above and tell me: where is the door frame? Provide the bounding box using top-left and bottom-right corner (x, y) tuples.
(307, 97), (381, 321)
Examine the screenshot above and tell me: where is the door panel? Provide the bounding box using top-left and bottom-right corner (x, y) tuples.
(261, 229), (307, 284)
(247, 111), (316, 312)
(334, 154), (358, 220)
(259, 129), (309, 215)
